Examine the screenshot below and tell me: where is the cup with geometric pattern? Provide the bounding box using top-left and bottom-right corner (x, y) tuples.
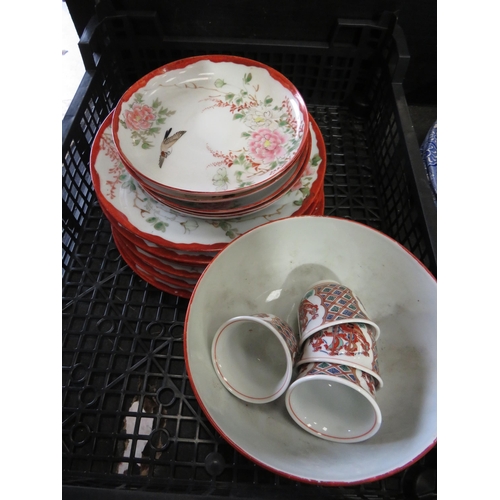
(297, 280), (380, 347)
(285, 361), (382, 442)
(296, 322), (383, 388)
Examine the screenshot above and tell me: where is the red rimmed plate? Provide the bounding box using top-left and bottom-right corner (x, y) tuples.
(139, 133), (312, 217)
(112, 227), (194, 299)
(90, 111), (326, 254)
(112, 55), (309, 200)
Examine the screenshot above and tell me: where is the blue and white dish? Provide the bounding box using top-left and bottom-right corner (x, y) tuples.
(420, 122), (437, 201)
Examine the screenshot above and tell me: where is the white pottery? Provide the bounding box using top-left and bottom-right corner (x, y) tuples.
(91, 112), (324, 252)
(139, 133), (310, 210)
(297, 322), (383, 388)
(211, 313), (298, 404)
(184, 216), (437, 484)
(112, 55), (309, 198)
(286, 362), (381, 443)
(298, 280), (380, 346)
(139, 138), (311, 220)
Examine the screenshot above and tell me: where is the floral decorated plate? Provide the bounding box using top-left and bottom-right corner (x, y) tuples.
(112, 55), (309, 198)
(185, 216), (436, 484)
(91, 111), (325, 253)
(137, 134), (311, 215)
(144, 142), (313, 220)
(108, 219), (216, 265)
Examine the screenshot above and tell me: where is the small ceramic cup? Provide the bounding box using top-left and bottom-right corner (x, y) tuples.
(285, 361), (382, 443)
(297, 322), (383, 388)
(211, 313), (298, 404)
(298, 280), (380, 347)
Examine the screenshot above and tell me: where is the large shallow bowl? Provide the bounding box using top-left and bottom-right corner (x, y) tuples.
(112, 55), (309, 199)
(184, 216), (437, 485)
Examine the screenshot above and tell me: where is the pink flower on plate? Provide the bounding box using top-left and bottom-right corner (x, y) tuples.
(124, 103), (156, 131)
(248, 128), (287, 162)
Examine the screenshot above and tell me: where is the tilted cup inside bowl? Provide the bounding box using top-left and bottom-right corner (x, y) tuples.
(211, 313), (298, 404)
(297, 322), (383, 388)
(285, 361), (382, 443)
(298, 280), (380, 347)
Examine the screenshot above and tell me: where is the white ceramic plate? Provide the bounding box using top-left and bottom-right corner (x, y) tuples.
(91, 112), (324, 252)
(112, 55), (309, 197)
(184, 216), (437, 485)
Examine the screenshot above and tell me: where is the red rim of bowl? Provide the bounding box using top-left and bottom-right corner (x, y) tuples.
(111, 55), (310, 198)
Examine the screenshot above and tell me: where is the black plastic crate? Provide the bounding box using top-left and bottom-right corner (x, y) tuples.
(62, 8), (436, 499)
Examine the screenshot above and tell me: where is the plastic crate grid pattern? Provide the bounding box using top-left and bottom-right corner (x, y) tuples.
(98, 13), (393, 108)
(63, 38), (436, 498)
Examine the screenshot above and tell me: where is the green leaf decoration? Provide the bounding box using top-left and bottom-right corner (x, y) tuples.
(133, 139), (141, 146)
(142, 142), (153, 149)
(148, 127), (161, 135)
(219, 222), (231, 231)
(244, 73), (252, 84)
(293, 200), (303, 206)
(156, 117), (166, 125)
(146, 217), (158, 224)
(154, 222), (167, 232)
(311, 154), (321, 166)
(264, 96), (273, 105)
(225, 92), (235, 101)
(214, 79), (226, 88)
(226, 230), (237, 239)
(159, 107), (175, 116)
(241, 131), (251, 138)
(119, 174), (128, 181)
(278, 120), (288, 127)
(152, 98), (161, 108)
(299, 187), (310, 196)
(238, 153), (246, 162)
(269, 161), (278, 170)
(233, 113), (245, 120)
(134, 93), (144, 103)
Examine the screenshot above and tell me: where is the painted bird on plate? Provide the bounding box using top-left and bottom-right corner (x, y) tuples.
(158, 128), (186, 168)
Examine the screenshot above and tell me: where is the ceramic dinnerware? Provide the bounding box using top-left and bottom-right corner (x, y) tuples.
(212, 313), (298, 404)
(298, 280), (380, 347)
(297, 322), (383, 388)
(112, 55), (309, 199)
(285, 361), (382, 443)
(184, 216), (437, 484)
(91, 111), (325, 253)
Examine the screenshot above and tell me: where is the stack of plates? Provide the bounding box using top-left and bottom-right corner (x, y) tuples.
(90, 55), (327, 297)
